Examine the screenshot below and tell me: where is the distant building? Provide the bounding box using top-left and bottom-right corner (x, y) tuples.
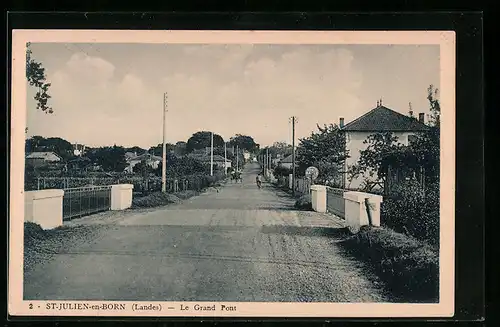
(124, 152), (162, 173)
(26, 151), (62, 167)
(341, 102), (429, 189)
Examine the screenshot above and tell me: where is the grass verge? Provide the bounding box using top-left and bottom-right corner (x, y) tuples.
(24, 222), (104, 274)
(294, 194), (312, 211)
(337, 225), (439, 302)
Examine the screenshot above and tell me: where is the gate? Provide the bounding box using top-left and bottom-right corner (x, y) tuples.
(62, 185), (112, 221)
(326, 187), (345, 219)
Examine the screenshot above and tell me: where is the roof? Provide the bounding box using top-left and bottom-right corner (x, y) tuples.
(26, 151), (62, 161)
(342, 105), (429, 132)
(280, 154), (294, 163)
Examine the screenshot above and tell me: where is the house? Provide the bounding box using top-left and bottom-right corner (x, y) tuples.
(26, 151), (62, 167)
(278, 154), (296, 169)
(340, 101), (429, 189)
(124, 152), (162, 173)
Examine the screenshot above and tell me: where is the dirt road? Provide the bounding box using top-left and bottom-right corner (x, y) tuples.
(24, 163), (389, 302)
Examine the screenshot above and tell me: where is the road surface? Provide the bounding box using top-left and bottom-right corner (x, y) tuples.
(24, 163), (389, 302)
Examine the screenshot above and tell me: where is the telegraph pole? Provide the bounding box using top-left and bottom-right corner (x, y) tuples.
(210, 132), (214, 176)
(224, 141), (227, 175)
(266, 147), (269, 177)
(161, 92), (168, 193)
(291, 116), (297, 195)
(236, 145), (239, 171)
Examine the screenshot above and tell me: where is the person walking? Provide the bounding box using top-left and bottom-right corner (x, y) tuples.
(256, 173), (262, 189)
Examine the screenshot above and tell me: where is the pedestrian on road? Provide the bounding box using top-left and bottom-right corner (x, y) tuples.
(256, 173), (262, 189)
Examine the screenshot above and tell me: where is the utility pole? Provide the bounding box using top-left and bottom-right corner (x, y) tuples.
(236, 145), (239, 171)
(266, 147), (269, 177)
(291, 116), (297, 196)
(210, 132), (214, 176)
(161, 92), (168, 193)
(224, 141), (227, 175)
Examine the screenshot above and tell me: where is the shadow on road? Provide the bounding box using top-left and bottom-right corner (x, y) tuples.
(261, 225), (352, 239)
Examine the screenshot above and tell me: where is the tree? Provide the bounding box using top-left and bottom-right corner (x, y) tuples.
(186, 131), (224, 153)
(133, 159), (153, 176)
(87, 145), (127, 172)
(154, 153), (210, 177)
(174, 141), (188, 156)
(427, 84), (440, 127)
(26, 42), (52, 113)
(25, 136), (74, 160)
(346, 132), (404, 190)
(126, 146), (147, 155)
(148, 143), (175, 157)
(229, 134), (258, 152)
(296, 124), (348, 182)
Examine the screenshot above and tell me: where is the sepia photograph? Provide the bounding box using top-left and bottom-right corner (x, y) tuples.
(9, 30), (455, 317)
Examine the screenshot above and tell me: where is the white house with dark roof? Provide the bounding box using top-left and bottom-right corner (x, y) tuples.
(340, 101), (428, 189)
(124, 152), (163, 173)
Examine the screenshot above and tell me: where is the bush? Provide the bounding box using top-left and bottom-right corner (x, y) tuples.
(131, 192), (182, 208)
(382, 181), (439, 246)
(294, 194), (312, 210)
(273, 166), (292, 177)
(338, 226), (439, 302)
(24, 222), (47, 246)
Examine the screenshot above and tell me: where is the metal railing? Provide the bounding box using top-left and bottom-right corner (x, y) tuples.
(62, 185), (112, 221)
(27, 173), (226, 194)
(326, 186), (345, 219)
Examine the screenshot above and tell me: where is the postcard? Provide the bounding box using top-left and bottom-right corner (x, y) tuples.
(9, 30), (455, 317)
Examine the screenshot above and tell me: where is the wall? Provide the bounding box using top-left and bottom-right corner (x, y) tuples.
(344, 131), (415, 189)
(25, 189), (64, 229)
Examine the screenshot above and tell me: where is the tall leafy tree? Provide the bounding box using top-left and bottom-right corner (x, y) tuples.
(148, 143), (175, 157)
(296, 124), (348, 181)
(26, 42), (52, 114)
(186, 131), (224, 153)
(229, 134), (258, 152)
(87, 145), (127, 172)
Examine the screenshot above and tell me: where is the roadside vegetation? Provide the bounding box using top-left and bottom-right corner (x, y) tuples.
(337, 226), (439, 302)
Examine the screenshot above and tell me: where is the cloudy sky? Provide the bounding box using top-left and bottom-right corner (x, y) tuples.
(26, 43), (439, 148)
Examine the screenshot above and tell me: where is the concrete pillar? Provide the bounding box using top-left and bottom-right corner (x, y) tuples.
(288, 174), (293, 189)
(310, 185), (327, 213)
(343, 191), (383, 233)
(24, 189), (64, 229)
(111, 184), (134, 210)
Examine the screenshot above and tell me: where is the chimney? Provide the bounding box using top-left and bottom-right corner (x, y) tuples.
(418, 113), (425, 123)
(339, 117), (344, 128)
